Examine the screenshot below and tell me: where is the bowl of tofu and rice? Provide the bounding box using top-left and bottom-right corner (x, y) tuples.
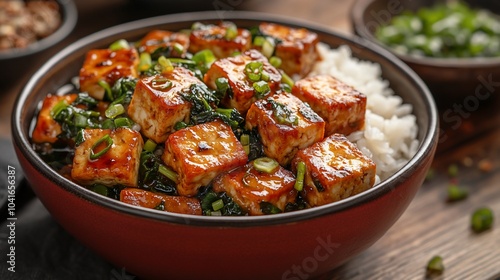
(11, 11), (438, 280)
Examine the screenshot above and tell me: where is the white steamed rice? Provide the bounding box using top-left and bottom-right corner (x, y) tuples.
(309, 43), (420, 183)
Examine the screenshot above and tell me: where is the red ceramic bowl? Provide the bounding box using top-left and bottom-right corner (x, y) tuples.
(12, 11), (438, 280)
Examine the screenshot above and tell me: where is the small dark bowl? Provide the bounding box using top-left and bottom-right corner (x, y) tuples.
(0, 0), (77, 85)
(12, 11), (438, 280)
(351, 0), (500, 104)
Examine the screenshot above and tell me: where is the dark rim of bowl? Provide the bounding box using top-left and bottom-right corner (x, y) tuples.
(12, 10), (439, 228)
(350, 0), (500, 68)
(0, 0), (78, 60)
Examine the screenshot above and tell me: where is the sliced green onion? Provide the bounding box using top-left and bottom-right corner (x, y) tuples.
(253, 80), (270, 98)
(158, 164), (179, 183)
(174, 121), (188, 130)
(262, 38), (275, 58)
(447, 184), (468, 202)
(448, 164), (459, 177)
(269, 56), (282, 68)
(138, 52), (152, 72)
(143, 139), (157, 153)
(192, 49), (216, 73)
(245, 61), (263, 82)
(210, 210), (222, 216)
(240, 134), (250, 146)
(98, 80), (113, 101)
(253, 36), (266, 46)
(91, 184), (109, 196)
(105, 103), (125, 119)
(294, 161), (306, 191)
(280, 70), (295, 88)
(173, 42), (184, 54)
(243, 145), (250, 155)
(167, 58), (196, 65)
(109, 39), (129, 51)
(215, 77), (230, 96)
(114, 117), (133, 128)
(225, 23), (238, 40)
(212, 199), (224, 211)
(426, 256), (444, 275)
(261, 70), (270, 82)
(253, 157), (279, 173)
(74, 113), (88, 128)
(50, 99), (69, 118)
(151, 77), (172, 90)
(101, 119), (115, 129)
(89, 134), (113, 160)
(75, 129), (85, 146)
(158, 56), (174, 73)
(471, 207), (494, 233)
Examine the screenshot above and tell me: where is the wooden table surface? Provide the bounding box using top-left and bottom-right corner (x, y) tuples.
(1, 0), (498, 279)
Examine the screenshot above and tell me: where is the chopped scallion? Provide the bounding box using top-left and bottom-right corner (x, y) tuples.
(426, 255), (444, 275)
(253, 157), (279, 173)
(253, 36), (266, 46)
(471, 207), (494, 233)
(253, 80), (271, 98)
(109, 39), (129, 51)
(280, 70), (295, 88)
(270, 56), (282, 68)
(50, 100), (69, 118)
(225, 23), (238, 40)
(101, 119), (115, 129)
(98, 80), (113, 101)
(138, 52), (152, 72)
(89, 134), (113, 160)
(158, 164), (179, 183)
(105, 103), (125, 119)
(91, 184), (109, 196)
(294, 161), (306, 191)
(173, 42), (184, 54)
(212, 199), (224, 211)
(240, 134), (250, 146)
(262, 38), (275, 58)
(158, 56), (174, 73)
(114, 117), (133, 128)
(73, 113), (88, 128)
(143, 139), (157, 153)
(447, 184), (468, 202)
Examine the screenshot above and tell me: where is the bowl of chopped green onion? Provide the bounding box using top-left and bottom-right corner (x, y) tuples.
(351, 0), (500, 103)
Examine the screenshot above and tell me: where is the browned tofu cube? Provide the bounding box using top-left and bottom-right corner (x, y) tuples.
(291, 134), (376, 207)
(31, 93), (77, 143)
(212, 159), (298, 215)
(137, 30), (189, 58)
(71, 128), (144, 187)
(162, 120), (248, 197)
(120, 188), (202, 215)
(258, 22), (319, 77)
(204, 49), (281, 115)
(79, 48), (139, 100)
(127, 67), (204, 143)
(292, 75), (367, 136)
(245, 91), (325, 166)
(188, 21), (252, 59)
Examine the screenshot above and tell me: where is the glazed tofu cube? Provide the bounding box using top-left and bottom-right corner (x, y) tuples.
(258, 22), (319, 77)
(292, 75), (367, 136)
(120, 188), (202, 215)
(127, 67), (204, 143)
(162, 120), (248, 196)
(79, 48), (139, 100)
(291, 134), (376, 207)
(189, 21), (252, 59)
(137, 30), (189, 58)
(71, 128), (144, 187)
(204, 49), (281, 115)
(245, 91), (325, 166)
(32, 93), (77, 143)
(212, 160), (297, 215)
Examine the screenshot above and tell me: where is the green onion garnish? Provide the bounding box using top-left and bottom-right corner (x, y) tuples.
(471, 207), (494, 233)
(174, 121), (188, 130)
(426, 255), (444, 275)
(143, 139), (157, 153)
(101, 119), (115, 129)
(280, 70), (295, 88)
(158, 164), (179, 183)
(98, 80), (113, 101)
(212, 199), (224, 211)
(91, 184), (109, 196)
(253, 157), (279, 173)
(50, 99), (69, 118)
(447, 184), (468, 202)
(192, 49), (216, 73)
(215, 77), (230, 97)
(89, 134), (113, 160)
(74, 113), (88, 128)
(270, 56), (282, 68)
(158, 56), (174, 73)
(138, 52), (152, 72)
(105, 103), (125, 119)
(262, 38), (275, 58)
(253, 80), (270, 98)
(225, 23), (238, 40)
(253, 36), (266, 47)
(240, 134), (250, 146)
(167, 58), (196, 65)
(245, 61), (263, 82)
(109, 39), (129, 51)
(114, 117), (133, 128)
(448, 164), (459, 177)
(173, 42), (184, 54)
(294, 161), (306, 191)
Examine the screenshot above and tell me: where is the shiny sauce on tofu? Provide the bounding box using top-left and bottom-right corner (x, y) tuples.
(31, 21), (376, 216)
